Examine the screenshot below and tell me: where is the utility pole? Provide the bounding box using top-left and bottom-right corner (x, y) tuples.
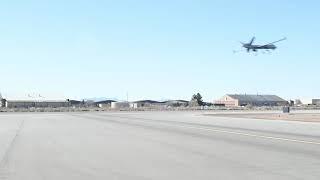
(126, 92), (129, 102)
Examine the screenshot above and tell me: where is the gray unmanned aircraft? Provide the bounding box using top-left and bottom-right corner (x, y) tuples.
(236, 37), (286, 53)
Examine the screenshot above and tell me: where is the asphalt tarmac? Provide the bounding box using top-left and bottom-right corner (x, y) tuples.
(0, 111), (320, 180)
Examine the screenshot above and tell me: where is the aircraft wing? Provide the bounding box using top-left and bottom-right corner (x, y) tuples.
(258, 37), (287, 47)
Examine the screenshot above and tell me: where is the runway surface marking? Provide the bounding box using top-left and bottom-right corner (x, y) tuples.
(87, 113), (320, 146)
(171, 124), (320, 145)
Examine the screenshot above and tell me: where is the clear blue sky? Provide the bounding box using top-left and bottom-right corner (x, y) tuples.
(0, 0), (319, 101)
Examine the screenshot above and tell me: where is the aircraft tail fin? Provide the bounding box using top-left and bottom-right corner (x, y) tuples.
(249, 37), (255, 45)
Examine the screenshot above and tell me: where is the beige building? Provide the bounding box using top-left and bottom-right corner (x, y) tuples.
(215, 95), (239, 107)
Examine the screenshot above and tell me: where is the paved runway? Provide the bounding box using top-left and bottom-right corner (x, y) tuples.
(0, 111), (320, 180)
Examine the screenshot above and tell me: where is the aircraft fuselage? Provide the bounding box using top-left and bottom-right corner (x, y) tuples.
(243, 44), (277, 51)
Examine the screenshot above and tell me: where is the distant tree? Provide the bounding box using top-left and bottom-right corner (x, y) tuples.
(190, 93), (204, 106)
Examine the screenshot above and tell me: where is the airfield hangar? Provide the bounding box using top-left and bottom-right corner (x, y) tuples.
(111, 101), (130, 109)
(0, 99), (71, 108)
(312, 99), (320, 106)
(95, 100), (116, 108)
(129, 100), (189, 109)
(215, 94), (288, 107)
(130, 100), (164, 108)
